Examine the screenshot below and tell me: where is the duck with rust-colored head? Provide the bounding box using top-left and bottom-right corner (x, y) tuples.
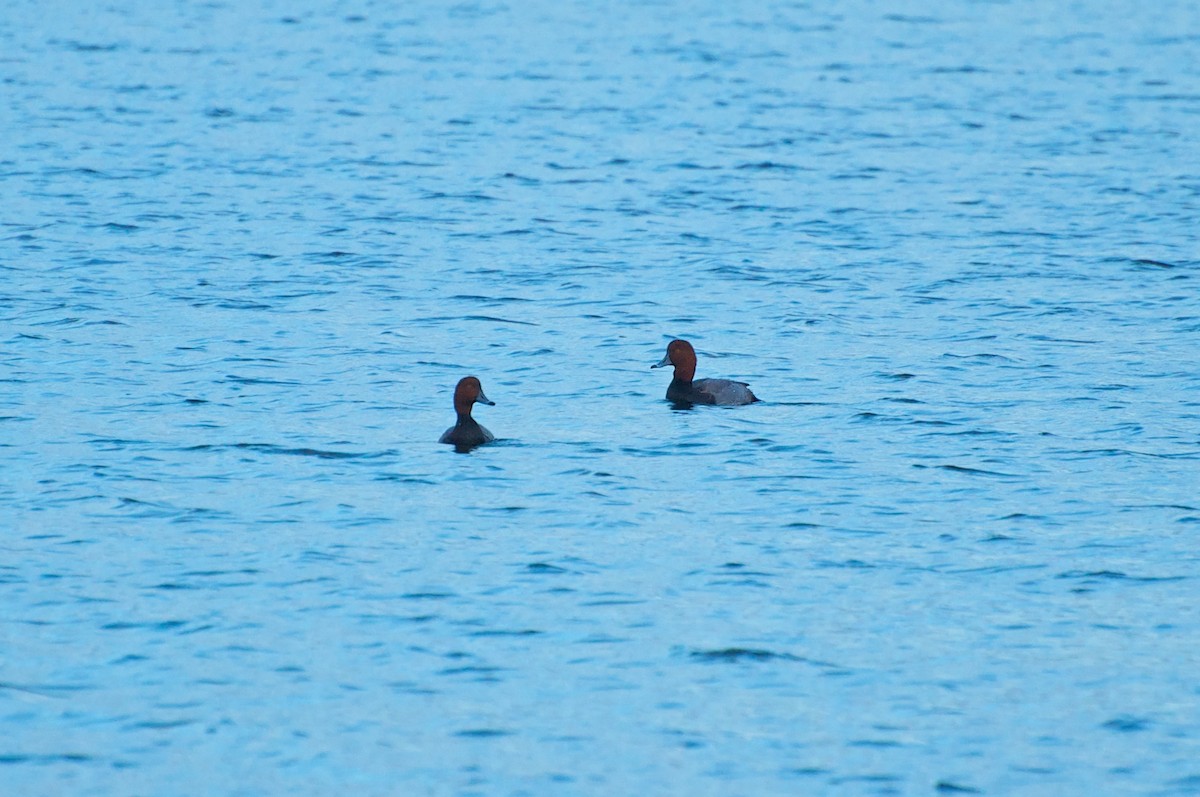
(652, 339), (759, 405)
(439, 376), (495, 449)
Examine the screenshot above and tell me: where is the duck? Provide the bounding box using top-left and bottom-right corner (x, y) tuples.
(439, 376), (495, 449)
(651, 339), (759, 405)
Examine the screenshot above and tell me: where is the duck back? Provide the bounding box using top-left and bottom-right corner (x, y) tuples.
(668, 377), (758, 406)
(439, 418), (495, 447)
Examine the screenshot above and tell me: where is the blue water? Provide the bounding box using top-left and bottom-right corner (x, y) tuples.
(4, 1), (1199, 794)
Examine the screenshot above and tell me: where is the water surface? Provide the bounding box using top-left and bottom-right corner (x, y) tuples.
(3, 1), (1199, 794)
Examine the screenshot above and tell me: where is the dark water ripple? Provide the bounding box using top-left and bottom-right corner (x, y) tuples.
(3, 0), (1199, 795)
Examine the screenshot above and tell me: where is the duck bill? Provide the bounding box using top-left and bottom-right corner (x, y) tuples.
(475, 389), (495, 406)
(651, 353), (672, 369)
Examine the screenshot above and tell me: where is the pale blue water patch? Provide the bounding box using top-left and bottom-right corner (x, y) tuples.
(3, 0), (1199, 795)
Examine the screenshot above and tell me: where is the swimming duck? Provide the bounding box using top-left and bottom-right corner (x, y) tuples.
(652, 339), (759, 405)
(439, 376), (495, 449)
